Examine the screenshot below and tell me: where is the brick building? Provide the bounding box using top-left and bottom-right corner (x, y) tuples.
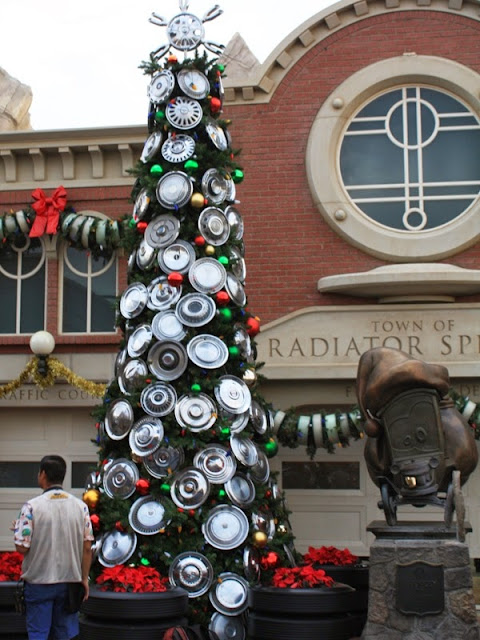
(1, 0), (480, 556)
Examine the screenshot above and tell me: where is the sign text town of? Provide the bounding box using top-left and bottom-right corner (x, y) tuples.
(255, 305), (480, 379)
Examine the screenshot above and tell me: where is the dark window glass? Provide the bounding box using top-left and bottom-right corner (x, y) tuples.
(0, 462), (39, 487)
(282, 461), (360, 490)
(72, 462), (97, 488)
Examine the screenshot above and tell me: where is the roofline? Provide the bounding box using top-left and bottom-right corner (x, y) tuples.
(223, 0), (480, 105)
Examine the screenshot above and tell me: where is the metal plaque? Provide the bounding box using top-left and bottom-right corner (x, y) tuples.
(396, 561), (444, 616)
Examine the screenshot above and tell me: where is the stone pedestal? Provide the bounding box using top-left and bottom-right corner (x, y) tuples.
(361, 521), (479, 640)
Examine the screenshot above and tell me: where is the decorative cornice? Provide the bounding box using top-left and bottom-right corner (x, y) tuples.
(0, 125), (145, 191)
(223, 0), (480, 105)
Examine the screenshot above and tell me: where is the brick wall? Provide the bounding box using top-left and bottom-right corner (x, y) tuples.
(224, 11), (480, 324)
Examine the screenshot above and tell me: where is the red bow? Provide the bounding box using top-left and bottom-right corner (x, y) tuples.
(29, 186), (67, 238)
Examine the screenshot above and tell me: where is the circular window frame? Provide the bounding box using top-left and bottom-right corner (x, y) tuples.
(306, 55), (480, 262)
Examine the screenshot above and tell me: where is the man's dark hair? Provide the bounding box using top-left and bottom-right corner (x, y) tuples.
(39, 455), (66, 484)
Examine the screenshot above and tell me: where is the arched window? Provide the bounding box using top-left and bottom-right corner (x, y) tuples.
(0, 235), (46, 334)
(306, 56), (480, 262)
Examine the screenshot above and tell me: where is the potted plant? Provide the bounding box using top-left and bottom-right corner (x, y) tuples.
(303, 545), (369, 593)
(80, 564), (188, 640)
(0, 551), (27, 637)
(248, 560), (366, 640)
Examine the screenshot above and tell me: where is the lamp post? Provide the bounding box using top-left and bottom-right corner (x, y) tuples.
(29, 331), (55, 377)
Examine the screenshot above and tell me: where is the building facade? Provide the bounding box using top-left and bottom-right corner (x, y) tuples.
(1, 0), (480, 556)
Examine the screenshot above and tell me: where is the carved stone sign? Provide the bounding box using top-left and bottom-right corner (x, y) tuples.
(255, 304), (480, 379)
(396, 561), (444, 616)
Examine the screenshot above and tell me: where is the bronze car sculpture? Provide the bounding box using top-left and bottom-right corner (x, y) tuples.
(356, 347), (478, 539)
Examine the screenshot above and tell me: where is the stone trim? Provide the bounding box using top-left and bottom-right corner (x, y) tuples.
(223, 0), (480, 105)
(0, 126), (145, 190)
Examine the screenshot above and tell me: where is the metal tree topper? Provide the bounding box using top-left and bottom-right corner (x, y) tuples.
(149, 0), (224, 58)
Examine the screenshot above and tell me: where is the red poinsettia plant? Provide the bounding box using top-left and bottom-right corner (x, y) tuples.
(271, 565), (334, 589)
(96, 564), (169, 593)
(303, 545), (359, 567)
(0, 551), (23, 582)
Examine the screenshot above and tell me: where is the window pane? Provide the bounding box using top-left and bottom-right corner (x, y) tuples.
(91, 260), (116, 332)
(282, 461), (360, 490)
(0, 462), (39, 487)
(72, 462), (97, 488)
(20, 267), (45, 333)
(340, 86), (480, 231)
(0, 274), (16, 333)
(63, 266), (88, 332)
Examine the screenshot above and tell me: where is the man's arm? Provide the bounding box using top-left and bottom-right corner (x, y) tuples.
(81, 540), (92, 600)
(15, 544), (29, 555)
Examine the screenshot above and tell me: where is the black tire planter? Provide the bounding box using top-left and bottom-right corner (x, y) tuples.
(0, 582), (27, 638)
(248, 584), (365, 614)
(0, 583), (17, 608)
(320, 565), (369, 591)
(0, 610), (28, 636)
(248, 585), (366, 640)
(247, 611), (365, 640)
(79, 615), (188, 640)
(81, 586), (188, 621)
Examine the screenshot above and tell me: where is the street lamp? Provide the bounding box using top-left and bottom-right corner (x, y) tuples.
(29, 331), (55, 377)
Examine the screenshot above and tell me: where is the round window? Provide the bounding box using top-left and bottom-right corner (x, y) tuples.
(306, 56), (480, 261)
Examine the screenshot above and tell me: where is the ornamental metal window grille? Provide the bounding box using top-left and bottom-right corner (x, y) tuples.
(62, 245), (117, 334)
(0, 236), (46, 334)
(339, 86), (480, 232)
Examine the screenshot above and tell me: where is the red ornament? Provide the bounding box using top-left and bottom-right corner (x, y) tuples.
(215, 291), (229, 306)
(136, 478), (150, 495)
(168, 272), (183, 287)
(137, 221), (148, 233)
(115, 520), (125, 532)
(246, 317), (260, 337)
(210, 97), (222, 114)
(90, 514), (101, 532)
(168, 55), (178, 63)
(194, 235), (206, 247)
(260, 551), (279, 570)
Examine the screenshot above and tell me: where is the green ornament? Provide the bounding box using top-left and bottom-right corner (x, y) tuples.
(191, 383), (202, 393)
(128, 218), (137, 228)
(160, 483), (171, 494)
(218, 489), (226, 498)
(219, 308), (232, 321)
(150, 164), (164, 176)
(228, 345), (240, 358)
(184, 159), (199, 172)
(218, 255), (229, 266)
(264, 439), (279, 457)
(217, 64), (225, 73)
(154, 110), (165, 122)
(140, 557), (150, 566)
(219, 426), (230, 440)
(231, 169), (244, 183)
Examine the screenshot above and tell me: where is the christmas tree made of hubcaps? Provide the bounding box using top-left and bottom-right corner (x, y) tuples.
(85, 2), (296, 636)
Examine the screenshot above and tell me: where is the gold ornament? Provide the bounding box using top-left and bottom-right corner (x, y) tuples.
(252, 531), (268, 548)
(205, 245), (215, 256)
(242, 369), (257, 386)
(190, 192), (205, 209)
(83, 488), (100, 509)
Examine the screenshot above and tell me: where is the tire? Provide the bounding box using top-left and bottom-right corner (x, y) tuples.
(0, 583), (17, 608)
(248, 585), (365, 615)
(321, 566), (369, 591)
(80, 586), (188, 621)
(247, 611), (365, 640)
(79, 615), (188, 640)
(0, 609), (27, 635)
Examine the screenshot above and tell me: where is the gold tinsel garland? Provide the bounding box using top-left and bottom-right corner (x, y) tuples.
(0, 357), (106, 398)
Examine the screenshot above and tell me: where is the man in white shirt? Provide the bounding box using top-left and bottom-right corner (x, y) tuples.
(13, 455), (94, 640)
